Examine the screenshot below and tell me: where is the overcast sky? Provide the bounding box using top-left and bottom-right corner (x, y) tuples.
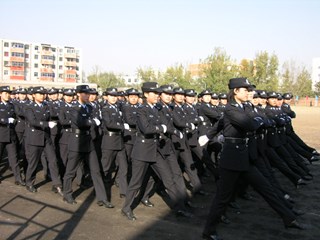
(1, 0), (319, 74)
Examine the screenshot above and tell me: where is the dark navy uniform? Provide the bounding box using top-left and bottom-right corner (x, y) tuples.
(0, 86), (23, 184)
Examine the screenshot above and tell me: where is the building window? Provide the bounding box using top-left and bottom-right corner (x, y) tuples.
(4, 61), (9, 66)
(52, 48), (56, 52)
(35, 54), (38, 59)
(25, 54), (29, 58)
(59, 65), (63, 70)
(4, 70), (8, 75)
(35, 46), (38, 50)
(59, 57), (63, 61)
(59, 74), (63, 78)
(34, 63), (38, 68)
(12, 70), (24, 75)
(42, 55), (54, 60)
(11, 52), (24, 57)
(11, 42), (24, 48)
(12, 62), (24, 67)
(4, 42), (9, 47)
(4, 52), (9, 57)
(34, 72), (38, 77)
(25, 45), (29, 49)
(41, 72), (55, 77)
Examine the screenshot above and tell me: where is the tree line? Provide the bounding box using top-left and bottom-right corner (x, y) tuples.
(87, 47), (319, 96)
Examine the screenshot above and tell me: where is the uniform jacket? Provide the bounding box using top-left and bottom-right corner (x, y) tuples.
(182, 103), (202, 146)
(101, 102), (124, 151)
(0, 101), (17, 143)
(122, 103), (138, 145)
(58, 101), (72, 145)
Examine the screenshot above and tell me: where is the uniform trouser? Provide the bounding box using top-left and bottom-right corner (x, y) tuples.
(175, 148), (202, 193)
(275, 145), (308, 177)
(124, 143), (133, 181)
(123, 154), (185, 213)
(265, 147), (300, 185)
(203, 166), (296, 236)
(25, 142), (61, 186)
(140, 149), (188, 204)
(0, 142), (21, 182)
(287, 137), (313, 160)
(190, 144), (219, 180)
(288, 132), (315, 153)
(101, 149), (128, 197)
(285, 143), (310, 174)
(59, 143), (83, 184)
(63, 150), (107, 201)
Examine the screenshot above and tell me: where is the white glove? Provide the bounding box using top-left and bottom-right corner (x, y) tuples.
(161, 124), (167, 133)
(8, 117), (15, 124)
(124, 123), (130, 130)
(190, 123), (195, 130)
(93, 118), (101, 126)
(179, 131), (183, 139)
(199, 116), (204, 121)
(198, 135), (209, 147)
(217, 134), (225, 143)
(48, 121), (57, 129)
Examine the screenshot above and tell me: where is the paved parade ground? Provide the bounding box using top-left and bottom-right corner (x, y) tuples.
(0, 106), (319, 240)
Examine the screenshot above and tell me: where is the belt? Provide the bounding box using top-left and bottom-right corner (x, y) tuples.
(136, 133), (158, 139)
(104, 131), (121, 136)
(63, 128), (72, 132)
(127, 127), (137, 132)
(224, 137), (249, 144)
(71, 129), (90, 135)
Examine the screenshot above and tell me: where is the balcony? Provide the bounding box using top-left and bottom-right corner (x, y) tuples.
(9, 57), (24, 62)
(41, 59), (54, 65)
(41, 49), (52, 55)
(65, 61), (77, 67)
(10, 47), (24, 53)
(40, 68), (54, 73)
(64, 53), (77, 58)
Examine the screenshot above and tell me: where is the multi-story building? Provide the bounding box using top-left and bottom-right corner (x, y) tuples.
(311, 57), (320, 90)
(0, 39), (82, 84)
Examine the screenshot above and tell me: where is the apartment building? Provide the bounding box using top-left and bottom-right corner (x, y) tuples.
(0, 39), (82, 84)
(312, 57), (320, 90)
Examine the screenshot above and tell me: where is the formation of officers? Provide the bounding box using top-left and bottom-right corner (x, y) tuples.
(0, 78), (319, 240)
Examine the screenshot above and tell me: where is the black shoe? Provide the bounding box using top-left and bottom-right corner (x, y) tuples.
(120, 194), (126, 198)
(302, 175), (313, 181)
(240, 193), (254, 201)
(310, 156), (320, 162)
(285, 220), (307, 230)
(121, 209), (136, 221)
(202, 233), (223, 240)
(15, 180), (26, 186)
(196, 190), (211, 196)
(220, 215), (231, 224)
(26, 185), (37, 193)
(97, 200), (114, 208)
(52, 185), (64, 196)
(176, 210), (193, 218)
(229, 201), (240, 209)
(141, 199), (154, 207)
(63, 197), (77, 205)
(296, 179), (308, 188)
(292, 209), (305, 216)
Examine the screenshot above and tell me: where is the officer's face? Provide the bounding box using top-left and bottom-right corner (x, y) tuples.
(202, 94), (211, 103)
(251, 97), (259, 106)
(267, 97), (277, 106)
(77, 92), (89, 103)
(107, 95), (118, 105)
(220, 99), (227, 105)
(160, 92), (173, 104)
(234, 88), (248, 102)
(19, 93), (27, 101)
(128, 94), (139, 105)
(259, 98), (267, 105)
(33, 93), (45, 103)
(276, 99), (283, 107)
(210, 98), (219, 106)
(49, 93), (58, 101)
(144, 92), (159, 105)
(173, 93), (185, 104)
(185, 96), (195, 104)
(89, 94), (97, 102)
(247, 91), (254, 101)
(58, 93), (63, 100)
(284, 99), (291, 104)
(1, 92), (10, 102)
(64, 95), (73, 103)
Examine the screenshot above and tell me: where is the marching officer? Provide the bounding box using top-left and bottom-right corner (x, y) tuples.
(63, 85), (112, 208)
(100, 87), (128, 205)
(0, 86), (24, 185)
(24, 86), (62, 194)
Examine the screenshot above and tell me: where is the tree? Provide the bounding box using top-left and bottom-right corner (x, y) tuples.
(293, 67), (313, 97)
(252, 51), (279, 91)
(136, 67), (158, 82)
(314, 81), (320, 95)
(200, 47), (238, 93)
(159, 64), (195, 88)
(280, 61), (296, 93)
(87, 65), (125, 89)
(239, 59), (255, 79)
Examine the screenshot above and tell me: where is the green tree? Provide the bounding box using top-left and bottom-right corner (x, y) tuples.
(136, 67), (158, 82)
(293, 67), (313, 97)
(159, 64), (196, 88)
(314, 81), (320, 95)
(252, 51), (279, 91)
(239, 59), (255, 79)
(280, 61), (295, 93)
(200, 47), (238, 93)
(87, 65), (125, 89)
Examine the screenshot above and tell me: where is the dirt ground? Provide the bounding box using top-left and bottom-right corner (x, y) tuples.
(0, 106), (319, 240)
